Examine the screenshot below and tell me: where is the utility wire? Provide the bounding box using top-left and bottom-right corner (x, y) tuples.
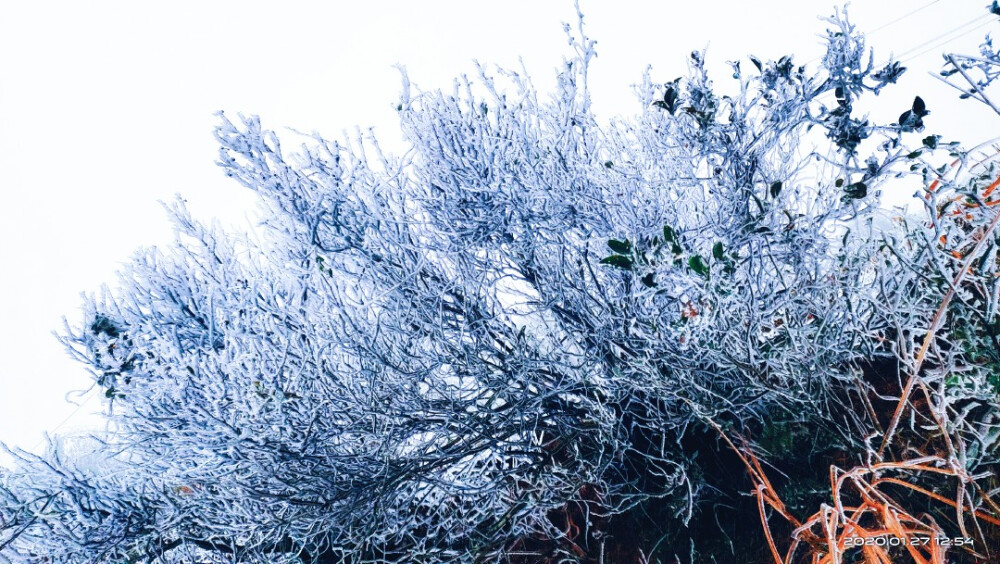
(805, 11), (996, 107)
(894, 13), (993, 62)
(23, 387), (99, 455)
(804, 3), (932, 66)
(899, 18), (996, 65)
(805, 8), (991, 69)
(867, 0), (943, 36)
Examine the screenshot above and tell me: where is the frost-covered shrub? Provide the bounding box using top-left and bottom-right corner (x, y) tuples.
(4, 8), (998, 564)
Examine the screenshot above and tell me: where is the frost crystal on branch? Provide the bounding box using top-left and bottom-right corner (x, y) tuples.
(3, 8), (1000, 564)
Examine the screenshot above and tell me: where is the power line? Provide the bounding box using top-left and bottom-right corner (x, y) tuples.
(805, 10), (995, 107)
(906, 22), (993, 65)
(24, 387), (100, 455)
(867, 0), (943, 36)
(895, 13), (993, 62)
(808, 1), (940, 59)
(805, 7), (991, 70)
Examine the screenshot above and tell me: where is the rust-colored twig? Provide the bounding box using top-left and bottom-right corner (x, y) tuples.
(708, 167), (1000, 563)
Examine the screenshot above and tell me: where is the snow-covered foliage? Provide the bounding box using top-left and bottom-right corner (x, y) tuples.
(3, 8), (999, 564)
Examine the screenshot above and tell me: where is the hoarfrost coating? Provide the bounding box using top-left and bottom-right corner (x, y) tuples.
(3, 7), (1000, 564)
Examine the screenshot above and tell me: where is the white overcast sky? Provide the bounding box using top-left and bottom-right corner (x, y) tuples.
(0, 0), (995, 464)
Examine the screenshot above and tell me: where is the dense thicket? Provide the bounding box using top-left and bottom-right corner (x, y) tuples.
(3, 8), (999, 564)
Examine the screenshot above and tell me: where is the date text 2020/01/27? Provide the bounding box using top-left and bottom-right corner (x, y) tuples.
(843, 536), (974, 548)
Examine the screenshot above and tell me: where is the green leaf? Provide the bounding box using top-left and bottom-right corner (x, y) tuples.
(843, 181), (867, 199)
(835, 178), (844, 188)
(607, 239), (632, 254)
(604, 160), (614, 169)
(654, 85), (679, 114)
(688, 255), (709, 277)
(922, 135), (939, 149)
(712, 242), (724, 260)
(641, 273), (657, 287)
(663, 225), (676, 243)
(769, 181), (782, 198)
(600, 255), (634, 270)
(906, 150), (922, 159)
